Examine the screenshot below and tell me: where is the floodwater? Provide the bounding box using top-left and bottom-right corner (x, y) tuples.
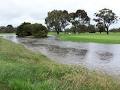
(1, 34), (120, 76)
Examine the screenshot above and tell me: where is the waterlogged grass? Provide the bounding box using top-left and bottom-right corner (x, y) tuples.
(0, 38), (120, 90)
(49, 32), (120, 44)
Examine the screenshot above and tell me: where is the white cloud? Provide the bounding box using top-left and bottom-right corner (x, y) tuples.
(0, 0), (120, 28)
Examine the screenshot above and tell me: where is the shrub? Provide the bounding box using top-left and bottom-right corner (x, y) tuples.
(16, 22), (32, 37)
(32, 24), (48, 38)
(16, 22), (48, 38)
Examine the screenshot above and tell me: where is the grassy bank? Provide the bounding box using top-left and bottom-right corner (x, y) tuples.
(0, 38), (120, 90)
(49, 32), (120, 44)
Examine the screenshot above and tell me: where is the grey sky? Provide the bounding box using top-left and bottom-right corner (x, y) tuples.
(0, 0), (120, 28)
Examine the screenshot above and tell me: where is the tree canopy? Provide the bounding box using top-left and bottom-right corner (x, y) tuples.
(94, 8), (118, 34)
(45, 10), (69, 35)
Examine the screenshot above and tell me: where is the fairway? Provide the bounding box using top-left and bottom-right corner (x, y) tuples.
(50, 32), (120, 44)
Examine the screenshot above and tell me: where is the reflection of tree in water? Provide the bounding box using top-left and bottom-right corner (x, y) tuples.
(96, 51), (113, 61)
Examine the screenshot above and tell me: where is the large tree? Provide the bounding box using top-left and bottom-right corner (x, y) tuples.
(94, 8), (118, 35)
(69, 10), (90, 33)
(45, 10), (69, 35)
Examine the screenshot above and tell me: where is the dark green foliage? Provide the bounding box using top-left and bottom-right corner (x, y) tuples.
(94, 8), (118, 35)
(68, 10), (90, 34)
(65, 25), (96, 34)
(45, 10), (69, 35)
(88, 25), (96, 33)
(77, 25), (88, 33)
(32, 24), (48, 38)
(16, 22), (48, 38)
(16, 22), (32, 37)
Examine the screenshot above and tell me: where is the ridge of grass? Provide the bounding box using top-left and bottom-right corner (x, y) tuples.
(0, 38), (120, 90)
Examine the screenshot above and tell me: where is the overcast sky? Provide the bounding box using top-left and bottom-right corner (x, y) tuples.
(0, 0), (120, 28)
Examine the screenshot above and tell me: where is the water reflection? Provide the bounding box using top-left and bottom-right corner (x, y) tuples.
(1, 34), (120, 76)
(96, 51), (113, 61)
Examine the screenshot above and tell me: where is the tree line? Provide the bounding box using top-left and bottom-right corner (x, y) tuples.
(45, 8), (118, 35)
(0, 25), (16, 33)
(0, 8), (118, 37)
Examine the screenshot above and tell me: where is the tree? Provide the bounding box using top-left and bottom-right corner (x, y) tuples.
(76, 10), (90, 25)
(69, 10), (90, 33)
(45, 10), (69, 35)
(94, 8), (118, 35)
(68, 13), (77, 33)
(6, 25), (14, 32)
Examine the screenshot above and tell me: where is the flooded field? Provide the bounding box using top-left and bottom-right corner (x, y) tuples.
(1, 34), (120, 76)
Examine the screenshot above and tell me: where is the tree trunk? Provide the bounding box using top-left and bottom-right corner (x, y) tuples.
(73, 27), (77, 34)
(73, 30), (76, 34)
(57, 31), (59, 35)
(106, 27), (109, 35)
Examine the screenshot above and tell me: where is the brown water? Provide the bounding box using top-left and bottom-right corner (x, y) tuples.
(1, 34), (120, 76)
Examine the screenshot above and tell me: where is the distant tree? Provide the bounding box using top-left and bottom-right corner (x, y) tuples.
(77, 25), (88, 33)
(87, 25), (96, 33)
(69, 10), (90, 33)
(6, 25), (15, 32)
(0, 25), (15, 33)
(94, 8), (118, 35)
(110, 28), (120, 32)
(0, 26), (6, 33)
(68, 13), (77, 33)
(7, 25), (13, 29)
(45, 10), (69, 35)
(96, 22), (105, 34)
(60, 10), (69, 31)
(76, 10), (90, 25)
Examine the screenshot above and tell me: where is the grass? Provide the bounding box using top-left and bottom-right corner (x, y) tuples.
(0, 38), (120, 90)
(49, 32), (120, 44)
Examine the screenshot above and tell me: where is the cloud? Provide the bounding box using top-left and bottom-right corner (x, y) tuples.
(0, 0), (120, 28)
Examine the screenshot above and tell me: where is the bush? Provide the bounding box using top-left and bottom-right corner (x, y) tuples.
(16, 22), (32, 37)
(32, 24), (48, 38)
(16, 22), (48, 38)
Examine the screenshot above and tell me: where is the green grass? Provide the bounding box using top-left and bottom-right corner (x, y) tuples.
(49, 32), (120, 44)
(0, 38), (120, 90)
